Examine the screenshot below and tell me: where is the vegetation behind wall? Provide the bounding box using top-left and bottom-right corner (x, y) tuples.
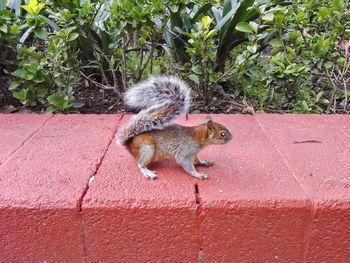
(0, 0), (349, 113)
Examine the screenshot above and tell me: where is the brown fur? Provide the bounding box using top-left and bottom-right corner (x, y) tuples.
(193, 155), (201, 165)
(187, 124), (210, 148)
(127, 134), (155, 162)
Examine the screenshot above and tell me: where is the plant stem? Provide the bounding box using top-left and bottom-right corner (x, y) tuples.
(121, 34), (131, 91)
(135, 44), (144, 81)
(203, 60), (210, 105)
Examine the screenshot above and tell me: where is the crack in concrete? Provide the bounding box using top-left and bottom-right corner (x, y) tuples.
(77, 114), (123, 262)
(194, 183), (200, 204)
(77, 114), (124, 211)
(194, 183), (206, 263)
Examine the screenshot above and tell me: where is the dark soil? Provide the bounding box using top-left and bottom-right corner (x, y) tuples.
(0, 76), (21, 108)
(0, 80), (128, 114)
(74, 84), (125, 114)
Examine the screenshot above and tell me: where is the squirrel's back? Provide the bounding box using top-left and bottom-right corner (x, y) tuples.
(117, 75), (191, 145)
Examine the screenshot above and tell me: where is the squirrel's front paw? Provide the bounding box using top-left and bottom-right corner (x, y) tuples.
(140, 168), (157, 179)
(192, 172), (208, 180)
(200, 160), (214, 167)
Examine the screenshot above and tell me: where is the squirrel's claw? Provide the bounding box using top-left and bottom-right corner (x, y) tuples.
(191, 172), (208, 180)
(200, 160), (214, 167)
(140, 168), (158, 179)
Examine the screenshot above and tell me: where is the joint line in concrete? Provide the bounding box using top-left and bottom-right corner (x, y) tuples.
(301, 203), (316, 263)
(254, 117), (308, 197)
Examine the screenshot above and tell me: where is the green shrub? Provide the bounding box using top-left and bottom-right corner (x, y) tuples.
(234, 0), (350, 113)
(0, 8), (20, 70)
(1, 0), (349, 113)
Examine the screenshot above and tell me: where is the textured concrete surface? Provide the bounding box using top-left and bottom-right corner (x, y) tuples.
(256, 115), (350, 262)
(82, 116), (199, 263)
(0, 114), (349, 263)
(0, 114), (120, 262)
(195, 115), (311, 262)
(0, 114), (52, 165)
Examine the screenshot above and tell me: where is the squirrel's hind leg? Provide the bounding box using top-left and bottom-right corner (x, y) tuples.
(137, 143), (157, 179)
(128, 135), (157, 179)
(136, 143), (157, 179)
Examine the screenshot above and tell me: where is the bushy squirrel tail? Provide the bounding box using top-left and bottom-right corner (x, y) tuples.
(116, 75), (191, 145)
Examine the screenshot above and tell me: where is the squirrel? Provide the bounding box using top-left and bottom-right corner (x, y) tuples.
(116, 75), (232, 180)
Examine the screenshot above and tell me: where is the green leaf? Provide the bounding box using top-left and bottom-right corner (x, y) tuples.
(9, 81), (20, 90)
(33, 75), (45, 83)
(313, 37), (329, 57)
(296, 12), (305, 24)
(29, 0), (38, 10)
(316, 91), (324, 102)
(235, 54), (246, 65)
(0, 24), (8, 33)
(191, 65), (203, 74)
(21, 5), (35, 15)
(214, 2), (241, 32)
(12, 69), (34, 80)
(220, 0), (255, 44)
(249, 21), (258, 33)
(286, 46), (296, 57)
(332, 0), (344, 12)
(324, 61), (333, 69)
(35, 3), (45, 15)
(45, 105), (57, 113)
(262, 12), (274, 21)
(247, 44), (257, 53)
(53, 71), (61, 78)
(235, 22), (253, 33)
(21, 0), (45, 16)
(188, 74), (200, 84)
(47, 94), (69, 109)
(301, 100), (309, 111)
(10, 24), (20, 35)
(270, 38), (283, 47)
(53, 77), (63, 87)
(319, 98), (330, 106)
(26, 62), (39, 74)
(36, 88), (47, 97)
(34, 28), (48, 40)
(13, 88), (28, 101)
(257, 31), (268, 40)
(191, 3), (213, 24)
(169, 5), (179, 13)
(67, 32), (79, 42)
(205, 29), (216, 39)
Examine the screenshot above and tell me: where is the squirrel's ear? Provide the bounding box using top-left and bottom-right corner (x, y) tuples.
(205, 115), (212, 123)
(206, 117), (213, 133)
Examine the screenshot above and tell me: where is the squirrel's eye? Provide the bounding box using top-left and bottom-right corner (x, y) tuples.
(220, 131), (226, 137)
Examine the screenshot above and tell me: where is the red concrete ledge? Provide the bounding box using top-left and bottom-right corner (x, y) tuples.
(0, 114), (121, 262)
(0, 114), (349, 262)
